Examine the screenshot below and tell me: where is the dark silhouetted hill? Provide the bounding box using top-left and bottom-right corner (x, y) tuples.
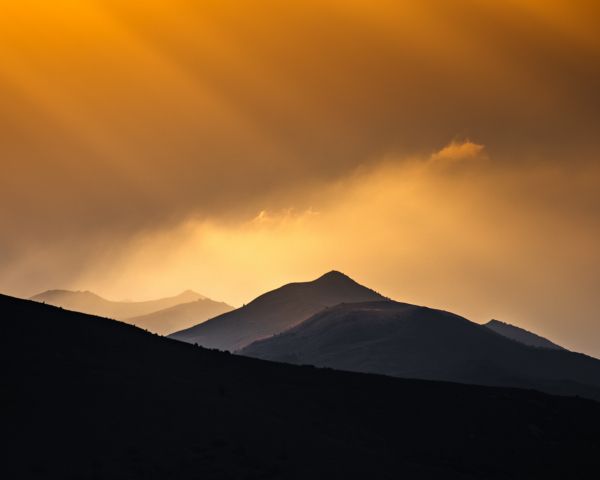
(485, 319), (566, 350)
(127, 298), (234, 335)
(169, 271), (386, 351)
(241, 301), (600, 401)
(4, 293), (600, 479)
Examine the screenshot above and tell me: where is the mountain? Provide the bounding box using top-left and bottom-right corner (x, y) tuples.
(485, 319), (566, 350)
(4, 293), (600, 479)
(127, 298), (234, 335)
(240, 301), (600, 401)
(169, 271), (386, 351)
(30, 289), (207, 325)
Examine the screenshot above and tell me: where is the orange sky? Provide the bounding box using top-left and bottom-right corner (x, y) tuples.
(1, 1), (599, 356)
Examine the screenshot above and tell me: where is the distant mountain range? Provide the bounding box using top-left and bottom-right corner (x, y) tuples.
(169, 271), (386, 351)
(240, 300), (600, 400)
(485, 319), (566, 350)
(5, 293), (600, 479)
(30, 289), (233, 335)
(29, 272), (599, 403)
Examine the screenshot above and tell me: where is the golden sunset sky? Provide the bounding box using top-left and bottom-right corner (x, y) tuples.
(1, 1), (599, 355)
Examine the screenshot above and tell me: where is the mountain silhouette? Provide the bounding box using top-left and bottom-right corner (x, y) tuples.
(240, 301), (600, 400)
(127, 298), (234, 335)
(30, 289), (213, 332)
(485, 319), (566, 350)
(4, 292), (600, 479)
(169, 271), (385, 351)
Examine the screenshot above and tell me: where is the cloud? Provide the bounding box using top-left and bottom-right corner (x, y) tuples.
(59, 141), (600, 358)
(3, 133), (599, 357)
(430, 140), (486, 164)
(1, 1), (600, 355)
(251, 208), (320, 226)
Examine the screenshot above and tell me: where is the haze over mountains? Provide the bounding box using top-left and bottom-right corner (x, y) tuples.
(127, 299), (234, 336)
(169, 271), (386, 351)
(31, 289), (233, 335)
(240, 300), (600, 401)
(5, 292), (600, 479)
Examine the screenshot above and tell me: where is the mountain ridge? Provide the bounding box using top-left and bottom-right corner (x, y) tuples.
(30, 288), (220, 333)
(240, 300), (600, 400)
(485, 319), (566, 350)
(169, 271), (386, 351)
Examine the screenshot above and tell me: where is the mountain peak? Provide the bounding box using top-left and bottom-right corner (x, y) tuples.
(321, 270), (348, 277)
(315, 270), (354, 283)
(31, 289), (105, 301)
(170, 271), (386, 351)
(177, 290), (205, 300)
(486, 319), (508, 327)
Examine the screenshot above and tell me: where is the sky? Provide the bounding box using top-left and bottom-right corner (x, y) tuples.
(1, 0), (599, 356)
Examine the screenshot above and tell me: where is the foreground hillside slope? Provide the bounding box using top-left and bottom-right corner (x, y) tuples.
(169, 271), (386, 351)
(241, 301), (600, 400)
(4, 293), (600, 479)
(485, 319), (566, 350)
